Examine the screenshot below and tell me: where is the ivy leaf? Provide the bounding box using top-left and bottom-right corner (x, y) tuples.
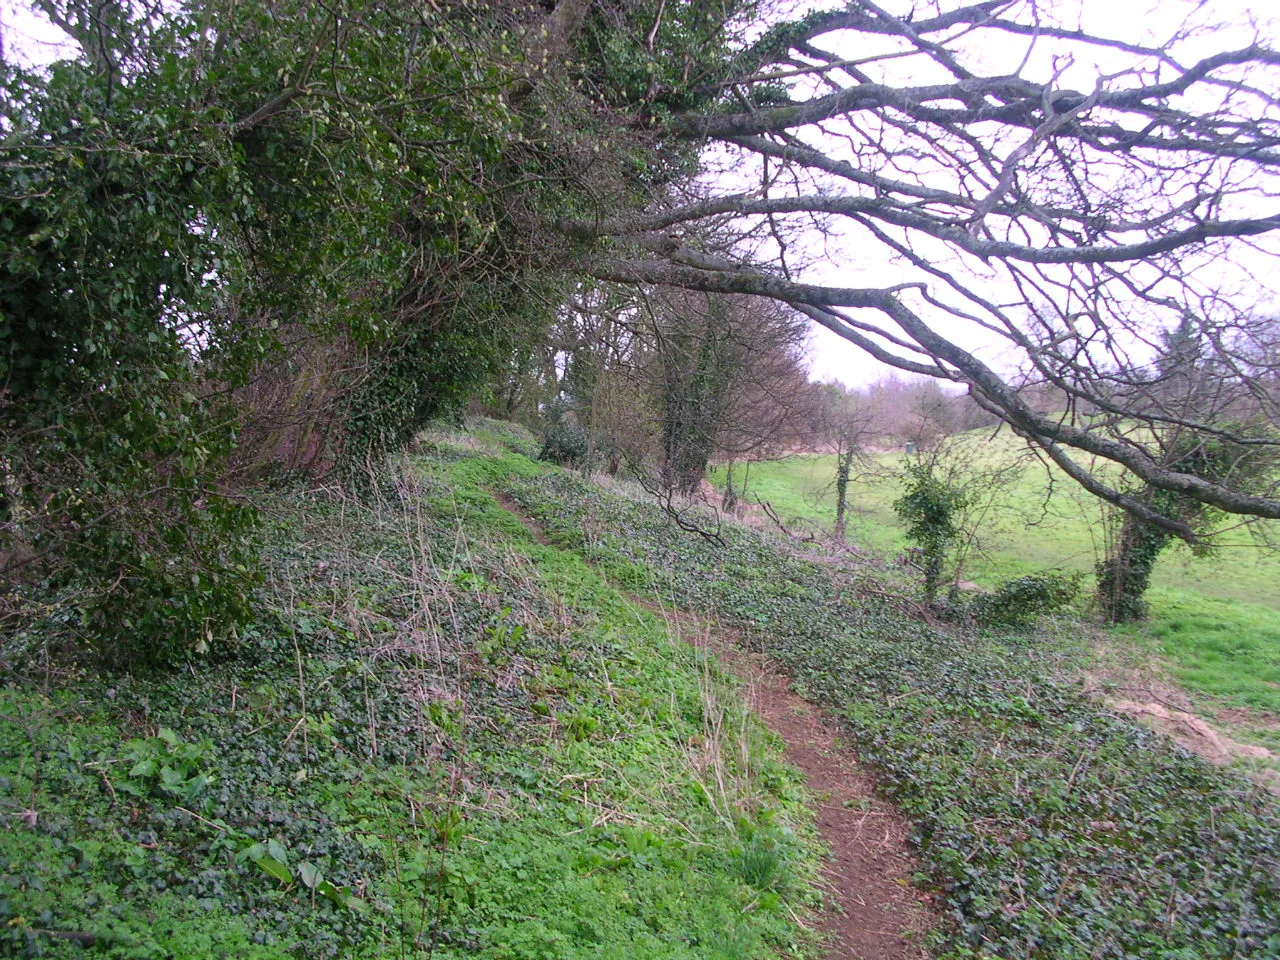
(318, 880), (365, 912)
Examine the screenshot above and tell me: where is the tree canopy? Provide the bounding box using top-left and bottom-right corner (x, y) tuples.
(563, 0), (1280, 540)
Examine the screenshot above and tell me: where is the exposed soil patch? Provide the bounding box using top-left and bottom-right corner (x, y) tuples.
(1109, 699), (1274, 765)
(1217, 706), (1280, 730)
(1082, 663), (1195, 713)
(490, 492), (937, 958)
(492, 490), (551, 545)
(1083, 666), (1280, 794)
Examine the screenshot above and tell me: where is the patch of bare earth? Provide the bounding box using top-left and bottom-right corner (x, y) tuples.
(492, 494), (937, 958)
(1082, 666), (1280, 794)
(492, 490), (552, 545)
(1216, 706), (1280, 730)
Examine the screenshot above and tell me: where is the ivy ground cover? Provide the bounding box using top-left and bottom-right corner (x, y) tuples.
(510, 469), (1280, 959)
(0, 433), (822, 959)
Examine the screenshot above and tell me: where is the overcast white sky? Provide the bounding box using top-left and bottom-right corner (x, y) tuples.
(0, 1), (74, 65)
(764, 0), (1280, 387)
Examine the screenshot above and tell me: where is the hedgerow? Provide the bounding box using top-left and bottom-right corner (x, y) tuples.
(0, 0), (742, 666)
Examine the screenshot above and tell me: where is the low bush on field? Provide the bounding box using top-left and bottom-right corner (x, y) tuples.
(964, 571), (1081, 627)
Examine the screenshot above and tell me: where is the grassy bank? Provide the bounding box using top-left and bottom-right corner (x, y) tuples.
(511, 469), (1280, 959)
(7, 421), (1277, 960)
(710, 446), (1280, 720)
(0, 425), (821, 959)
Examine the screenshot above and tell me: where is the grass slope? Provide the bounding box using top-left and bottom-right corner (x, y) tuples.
(511, 469), (1280, 959)
(0, 425), (821, 959)
(712, 446), (1280, 719)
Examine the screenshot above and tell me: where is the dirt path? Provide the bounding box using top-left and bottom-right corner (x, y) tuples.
(493, 490), (553, 545)
(651, 604), (934, 960)
(493, 491), (936, 958)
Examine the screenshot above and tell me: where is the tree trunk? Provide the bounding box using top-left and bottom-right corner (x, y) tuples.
(1096, 511), (1170, 623)
(722, 459), (738, 512)
(834, 438), (853, 541)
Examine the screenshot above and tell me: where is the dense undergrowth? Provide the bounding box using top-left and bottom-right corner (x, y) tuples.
(509, 469), (1280, 959)
(0, 424), (821, 959)
(7, 419), (1278, 960)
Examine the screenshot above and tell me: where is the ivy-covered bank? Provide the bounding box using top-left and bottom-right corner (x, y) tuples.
(0, 424), (821, 959)
(508, 471), (1280, 960)
(7, 421), (1278, 960)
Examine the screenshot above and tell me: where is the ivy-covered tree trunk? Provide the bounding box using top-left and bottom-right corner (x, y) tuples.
(1092, 322), (1255, 624)
(1096, 510), (1173, 623)
(659, 303), (732, 496)
(893, 460), (970, 604)
(833, 435), (855, 542)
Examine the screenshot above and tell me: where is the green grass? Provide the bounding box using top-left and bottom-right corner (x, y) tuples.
(717, 450), (1109, 584)
(8, 421), (1277, 959)
(717, 448), (1280, 603)
(712, 444), (1280, 717)
(0, 422), (822, 959)
(513, 468), (1280, 960)
(1112, 589), (1280, 722)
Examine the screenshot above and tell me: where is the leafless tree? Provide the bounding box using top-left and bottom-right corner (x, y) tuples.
(560, 0), (1280, 541)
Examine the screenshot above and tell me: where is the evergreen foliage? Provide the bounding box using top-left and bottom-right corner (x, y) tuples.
(1095, 317), (1279, 621)
(967, 572), (1081, 628)
(0, 433), (820, 957)
(0, 0), (747, 663)
(893, 459), (972, 602)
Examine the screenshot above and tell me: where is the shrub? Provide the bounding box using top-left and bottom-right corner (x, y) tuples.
(968, 571), (1081, 627)
(540, 422), (590, 466)
(539, 419), (591, 467)
(892, 460), (971, 601)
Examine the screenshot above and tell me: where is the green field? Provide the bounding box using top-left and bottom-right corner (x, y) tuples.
(711, 439), (1280, 722)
